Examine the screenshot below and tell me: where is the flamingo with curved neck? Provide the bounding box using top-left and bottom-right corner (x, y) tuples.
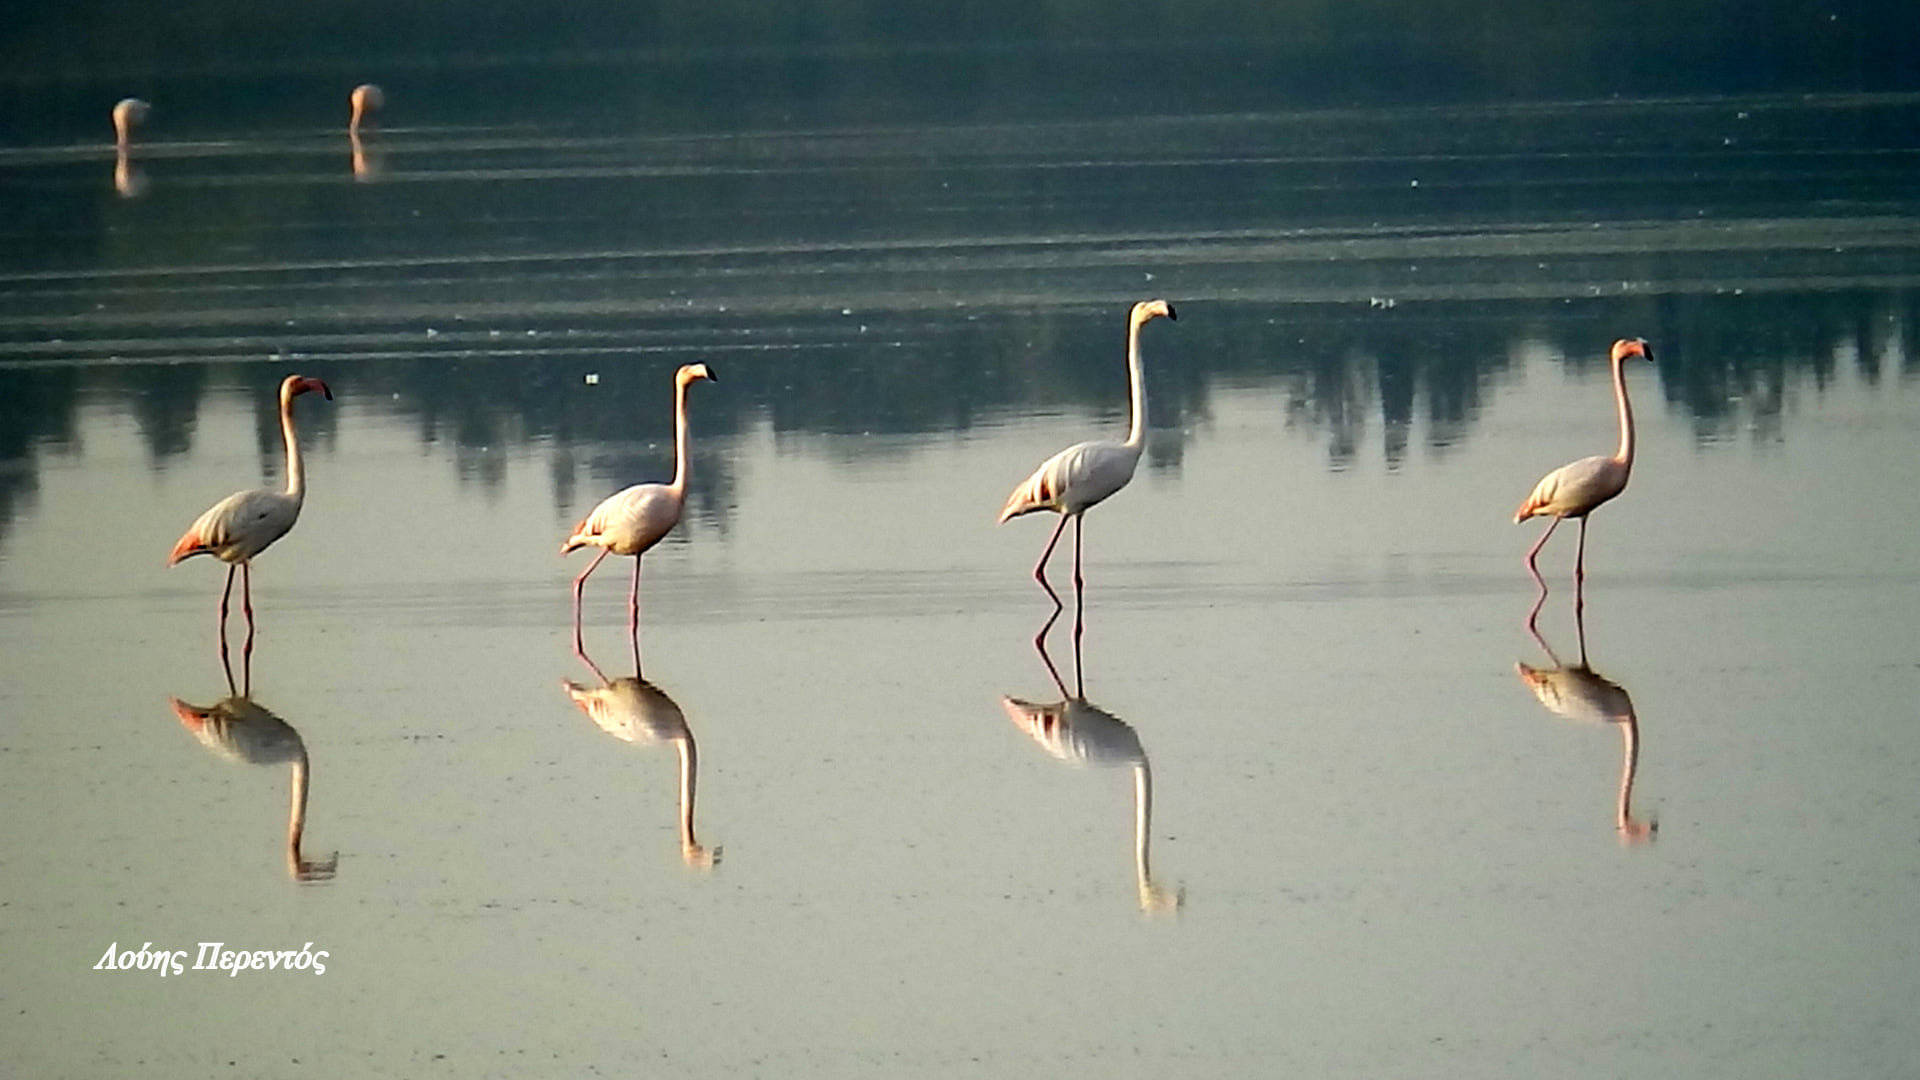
(562, 363), (717, 664)
(168, 375), (332, 659)
(1514, 337), (1654, 621)
(998, 300), (1176, 617)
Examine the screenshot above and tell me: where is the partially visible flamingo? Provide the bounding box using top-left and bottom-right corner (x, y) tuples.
(562, 363), (717, 662)
(1514, 337), (1654, 621)
(348, 84), (384, 136)
(111, 97), (149, 151)
(168, 376), (332, 657)
(998, 299), (1176, 616)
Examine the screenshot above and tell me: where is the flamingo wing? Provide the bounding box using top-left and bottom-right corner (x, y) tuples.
(566, 483), (684, 556)
(170, 488), (301, 564)
(1514, 455), (1626, 522)
(999, 440), (1142, 522)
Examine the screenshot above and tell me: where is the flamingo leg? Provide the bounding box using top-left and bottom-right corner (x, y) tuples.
(1573, 517), (1590, 618)
(571, 548), (610, 655)
(241, 561), (256, 669)
(628, 557), (643, 676)
(1071, 513), (1086, 607)
(1524, 516), (1561, 630)
(217, 564), (236, 667)
(1030, 514), (1069, 611)
(1070, 598), (1086, 700)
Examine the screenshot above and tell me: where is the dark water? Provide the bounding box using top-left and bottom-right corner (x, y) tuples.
(3, 26), (1920, 1079)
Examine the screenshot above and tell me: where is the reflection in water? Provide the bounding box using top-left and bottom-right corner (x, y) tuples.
(1000, 634), (1182, 914)
(562, 645), (718, 870)
(998, 301), (1174, 615)
(1515, 615), (1656, 844)
(1516, 338), (1654, 627)
(166, 376), (333, 669)
(109, 97), (151, 198)
(167, 657), (340, 882)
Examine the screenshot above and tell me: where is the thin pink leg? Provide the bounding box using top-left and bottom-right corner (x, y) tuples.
(217, 564), (236, 669)
(1524, 517), (1560, 630)
(1031, 514), (1069, 611)
(628, 557), (643, 675)
(1573, 517), (1590, 619)
(571, 548), (610, 656)
(1071, 513), (1086, 607)
(241, 562), (255, 669)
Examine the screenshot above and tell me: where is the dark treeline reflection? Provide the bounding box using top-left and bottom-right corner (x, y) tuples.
(4, 1), (1917, 140)
(0, 288), (1912, 549)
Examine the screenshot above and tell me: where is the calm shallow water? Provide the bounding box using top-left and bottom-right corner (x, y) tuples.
(3, 73), (1920, 1076)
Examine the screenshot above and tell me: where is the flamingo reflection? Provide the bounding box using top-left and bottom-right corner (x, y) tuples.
(1516, 613), (1656, 844)
(1000, 633), (1181, 913)
(168, 654), (338, 883)
(563, 644), (718, 870)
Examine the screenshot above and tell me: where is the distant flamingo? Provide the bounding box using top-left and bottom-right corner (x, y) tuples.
(348, 84), (384, 136)
(1514, 337), (1654, 620)
(998, 300), (1176, 615)
(111, 97), (149, 151)
(562, 363), (717, 661)
(168, 376), (332, 657)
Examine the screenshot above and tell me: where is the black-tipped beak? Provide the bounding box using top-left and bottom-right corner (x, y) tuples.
(1638, 339), (1654, 363)
(705, 367), (719, 383)
(1165, 303), (1178, 321)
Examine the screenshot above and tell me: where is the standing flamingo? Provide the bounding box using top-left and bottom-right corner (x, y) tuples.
(168, 376), (332, 657)
(1514, 337), (1654, 619)
(998, 299), (1176, 615)
(348, 84), (384, 136)
(562, 363), (717, 662)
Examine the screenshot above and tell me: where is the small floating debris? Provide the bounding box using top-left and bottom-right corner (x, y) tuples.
(584, 373), (600, 385)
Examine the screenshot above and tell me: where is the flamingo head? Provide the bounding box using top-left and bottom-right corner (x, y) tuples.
(1132, 299), (1176, 325)
(281, 375), (333, 402)
(675, 363), (717, 387)
(1611, 337), (1653, 364)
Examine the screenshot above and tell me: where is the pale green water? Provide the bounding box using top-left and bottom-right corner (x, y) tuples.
(2, 75), (1920, 1077)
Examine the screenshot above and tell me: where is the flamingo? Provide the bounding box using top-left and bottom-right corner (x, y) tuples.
(348, 84), (384, 136)
(111, 97), (149, 151)
(1516, 615), (1656, 843)
(998, 299), (1176, 616)
(168, 375), (332, 657)
(169, 692), (340, 881)
(1000, 635), (1181, 913)
(562, 363), (717, 661)
(1514, 337), (1654, 619)
(563, 645), (718, 869)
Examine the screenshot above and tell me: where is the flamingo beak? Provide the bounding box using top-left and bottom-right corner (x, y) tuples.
(304, 378), (334, 400)
(1165, 303), (1177, 321)
(704, 367), (719, 383)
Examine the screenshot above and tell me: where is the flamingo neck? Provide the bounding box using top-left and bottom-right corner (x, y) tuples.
(286, 753), (310, 871)
(280, 388), (306, 503)
(669, 377), (693, 497)
(1611, 352), (1635, 468)
(1132, 761), (1152, 893)
(1123, 316), (1147, 451)
(1616, 718), (1640, 833)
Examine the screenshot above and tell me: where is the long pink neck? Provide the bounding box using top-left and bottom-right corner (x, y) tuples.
(1611, 352), (1636, 468)
(1124, 315), (1147, 450)
(280, 389), (306, 502)
(668, 377), (693, 496)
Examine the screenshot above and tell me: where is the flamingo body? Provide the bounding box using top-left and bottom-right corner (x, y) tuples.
(563, 482), (682, 558)
(1514, 453), (1630, 524)
(349, 84), (384, 135)
(112, 98), (150, 149)
(170, 488), (303, 566)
